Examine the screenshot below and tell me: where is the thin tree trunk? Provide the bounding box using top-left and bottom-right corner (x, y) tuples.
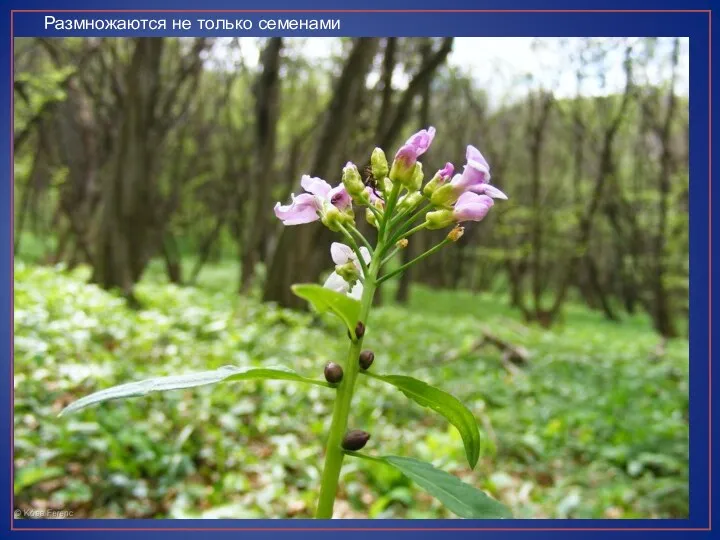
(189, 216), (226, 285)
(650, 38), (680, 338)
(91, 38), (165, 301)
(162, 233), (182, 285)
(547, 44), (635, 324)
(241, 38), (283, 293)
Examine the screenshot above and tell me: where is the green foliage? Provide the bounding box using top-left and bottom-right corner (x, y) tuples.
(351, 454), (512, 519)
(292, 284), (362, 337)
(14, 262), (688, 518)
(364, 372), (480, 469)
(60, 366), (330, 416)
(14, 65), (75, 133)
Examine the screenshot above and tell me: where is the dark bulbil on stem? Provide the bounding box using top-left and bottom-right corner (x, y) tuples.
(342, 430), (370, 451)
(355, 321), (366, 338)
(359, 350), (375, 370)
(324, 362), (344, 384)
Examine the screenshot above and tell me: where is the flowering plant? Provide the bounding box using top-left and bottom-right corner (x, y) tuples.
(61, 128), (510, 519)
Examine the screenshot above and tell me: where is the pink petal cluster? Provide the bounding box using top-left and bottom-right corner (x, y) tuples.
(274, 175), (351, 226)
(394, 127), (437, 167)
(452, 192), (495, 223)
(449, 146), (506, 223)
(438, 162), (454, 181)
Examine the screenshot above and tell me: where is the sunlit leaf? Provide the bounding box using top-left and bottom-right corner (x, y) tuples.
(364, 372), (481, 469)
(14, 466), (65, 493)
(350, 453), (512, 519)
(60, 365), (330, 416)
(291, 283), (361, 335)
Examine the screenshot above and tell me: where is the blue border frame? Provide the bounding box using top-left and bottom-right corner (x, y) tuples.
(3, 1), (714, 538)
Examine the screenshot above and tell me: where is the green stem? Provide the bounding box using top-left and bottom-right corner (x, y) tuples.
(386, 209), (432, 251)
(314, 236), (386, 519)
(367, 203), (384, 223)
(392, 222), (428, 245)
(347, 223), (373, 255)
(377, 237), (450, 285)
(381, 245), (403, 267)
(337, 223), (369, 277)
(379, 184), (402, 242)
(390, 202), (431, 232)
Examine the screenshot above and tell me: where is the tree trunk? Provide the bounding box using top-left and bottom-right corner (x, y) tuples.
(162, 233), (182, 285)
(649, 38), (680, 338)
(241, 38), (283, 293)
(91, 39), (165, 301)
(547, 44), (635, 325)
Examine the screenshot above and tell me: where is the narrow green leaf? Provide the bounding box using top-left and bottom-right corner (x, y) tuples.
(291, 283), (361, 335)
(349, 453), (512, 519)
(60, 365), (329, 416)
(364, 372), (481, 469)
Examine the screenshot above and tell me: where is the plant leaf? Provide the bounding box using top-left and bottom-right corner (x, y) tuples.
(351, 453), (512, 519)
(60, 365), (329, 416)
(15, 466), (65, 493)
(291, 283), (361, 335)
(364, 372), (481, 469)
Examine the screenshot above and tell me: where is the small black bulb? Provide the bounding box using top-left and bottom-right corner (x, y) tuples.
(342, 430), (370, 451)
(324, 362), (344, 384)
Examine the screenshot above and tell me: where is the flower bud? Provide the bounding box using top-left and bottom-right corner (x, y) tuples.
(342, 430), (370, 451)
(321, 206), (343, 231)
(397, 191), (423, 214)
(335, 261), (360, 284)
(321, 205), (354, 231)
(408, 162), (424, 192)
(423, 163), (454, 198)
(365, 207), (378, 228)
(423, 177), (440, 198)
(359, 350), (375, 370)
(371, 148), (389, 181)
(324, 362), (344, 384)
(425, 209), (454, 230)
(343, 162), (370, 205)
(396, 238), (409, 249)
(355, 321), (365, 338)
(389, 144), (417, 187)
(430, 183), (460, 209)
(447, 226), (465, 242)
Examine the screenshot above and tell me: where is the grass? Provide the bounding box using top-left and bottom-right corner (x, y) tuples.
(13, 259), (688, 519)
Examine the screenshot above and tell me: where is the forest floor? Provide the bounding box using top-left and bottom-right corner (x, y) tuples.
(14, 260), (688, 519)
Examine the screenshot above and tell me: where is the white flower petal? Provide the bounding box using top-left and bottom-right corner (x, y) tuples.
(466, 158), (490, 176)
(481, 184), (508, 200)
(330, 243), (353, 265)
(323, 272), (349, 294)
(301, 175), (332, 198)
(359, 247), (371, 264)
(348, 281), (364, 300)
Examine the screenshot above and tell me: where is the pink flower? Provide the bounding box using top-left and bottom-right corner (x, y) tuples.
(453, 192), (495, 223)
(404, 126), (436, 157)
(393, 127), (437, 168)
(274, 175), (351, 225)
(449, 145), (507, 200)
(438, 162), (454, 181)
